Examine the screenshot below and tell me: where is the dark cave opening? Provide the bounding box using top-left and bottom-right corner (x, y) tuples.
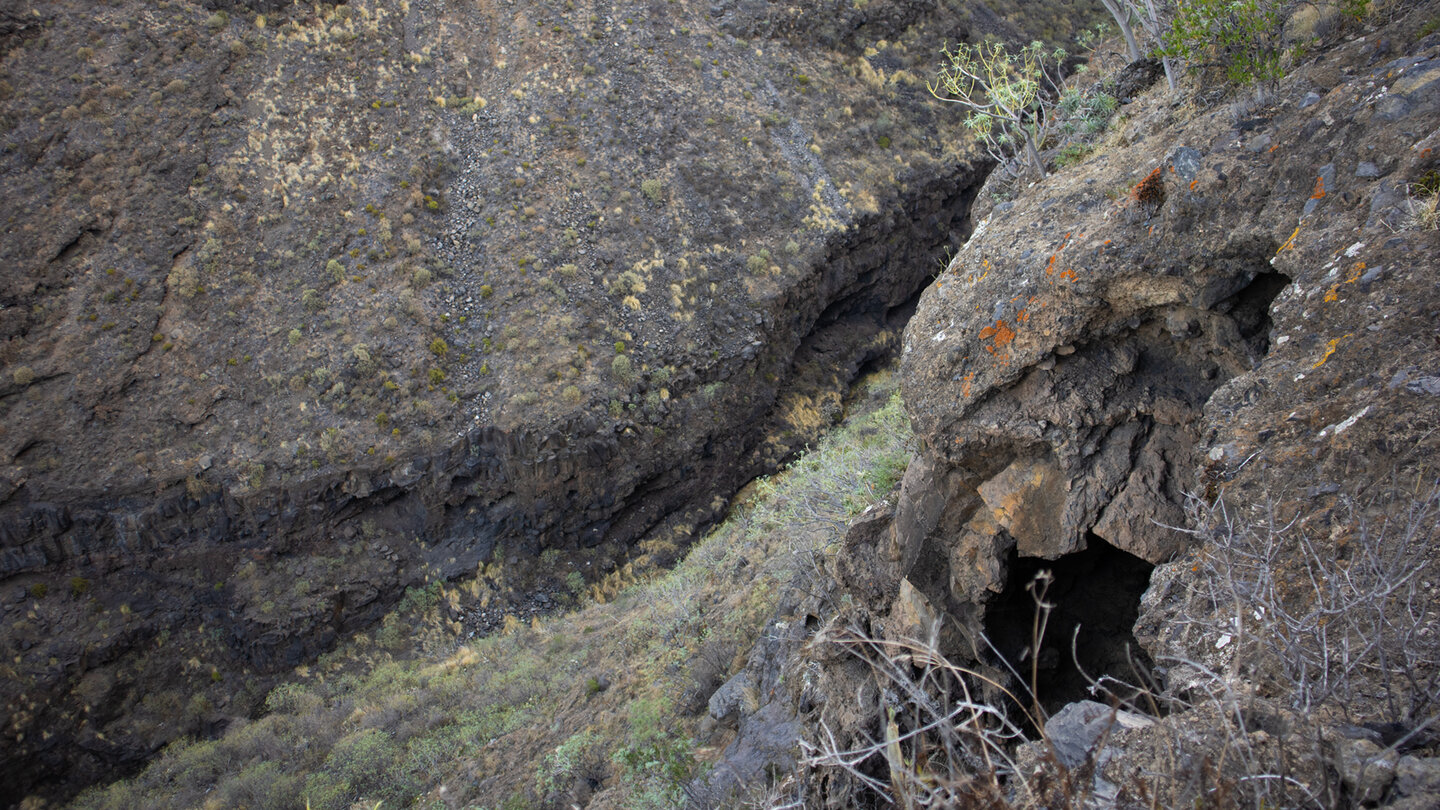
(982, 534), (1157, 720)
(1217, 268), (1292, 357)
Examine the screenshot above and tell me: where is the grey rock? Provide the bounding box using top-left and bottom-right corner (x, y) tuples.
(1045, 699), (1153, 769)
(1367, 178), (1411, 230)
(708, 670), (756, 721)
(1356, 161), (1382, 178)
(1395, 755), (1440, 797)
(1113, 58), (1165, 102)
(1407, 376), (1440, 396)
(1170, 146), (1203, 182)
(1335, 737), (1398, 805)
(691, 699), (800, 805)
(1299, 91), (1322, 108)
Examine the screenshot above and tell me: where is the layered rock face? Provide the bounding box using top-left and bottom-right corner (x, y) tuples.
(701, 4), (1440, 804)
(0, 0), (1002, 800)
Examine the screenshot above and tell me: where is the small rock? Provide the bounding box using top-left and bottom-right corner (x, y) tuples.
(1170, 146), (1203, 181)
(1336, 737), (1398, 805)
(1406, 377), (1440, 396)
(1395, 755), (1440, 797)
(1299, 91), (1322, 109)
(1045, 700), (1153, 769)
(708, 671), (757, 722)
(1356, 161), (1382, 178)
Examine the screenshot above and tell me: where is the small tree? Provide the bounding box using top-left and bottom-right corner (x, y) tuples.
(1100, 0), (1145, 62)
(1100, 0), (1179, 92)
(929, 40), (1068, 180)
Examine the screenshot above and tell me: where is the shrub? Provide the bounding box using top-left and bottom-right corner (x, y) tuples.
(216, 761), (301, 809)
(612, 696), (696, 806)
(1408, 171), (1440, 230)
(929, 40), (1069, 179)
(1056, 87), (1118, 138)
(304, 728), (405, 810)
(1341, 0), (1370, 22)
(1056, 143), (1091, 168)
(11, 366), (35, 386)
(611, 354), (634, 383)
(1160, 0), (1285, 85)
(536, 729), (599, 797)
(640, 178), (664, 202)
(1183, 485), (1440, 722)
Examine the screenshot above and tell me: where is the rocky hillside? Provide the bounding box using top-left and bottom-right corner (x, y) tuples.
(699, 1), (1440, 806)
(9, 0), (1440, 807)
(1, 0), (1045, 800)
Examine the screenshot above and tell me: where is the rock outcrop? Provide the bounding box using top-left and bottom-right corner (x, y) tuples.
(703, 3), (1440, 805)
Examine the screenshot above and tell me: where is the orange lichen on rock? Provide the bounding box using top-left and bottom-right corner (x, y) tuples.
(1310, 175), (1327, 199)
(1279, 224), (1301, 253)
(1045, 232), (1073, 276)
(1326, 262), (1368, 302)
(1312, 335), (1349, 368)
(979, 319), (1016, 345)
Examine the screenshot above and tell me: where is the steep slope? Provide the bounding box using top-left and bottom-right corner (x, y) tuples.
(700, 2), (1440, 806)
(0, 0), (1009, 800)
(64, 372), (917, 810)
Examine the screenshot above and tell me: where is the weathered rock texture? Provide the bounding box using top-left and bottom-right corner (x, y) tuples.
(0, 0), (1019, 801)
(894, 0), (1439, 698)
(702, 3), (1440, 806)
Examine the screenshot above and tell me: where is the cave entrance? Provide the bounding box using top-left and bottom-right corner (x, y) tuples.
(982, 534), (1156, 720)
(1217, 268), (1292, 358)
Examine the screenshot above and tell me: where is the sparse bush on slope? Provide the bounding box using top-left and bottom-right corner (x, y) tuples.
(70, 376), (915, 809)
(798, 482), (1440, 809)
